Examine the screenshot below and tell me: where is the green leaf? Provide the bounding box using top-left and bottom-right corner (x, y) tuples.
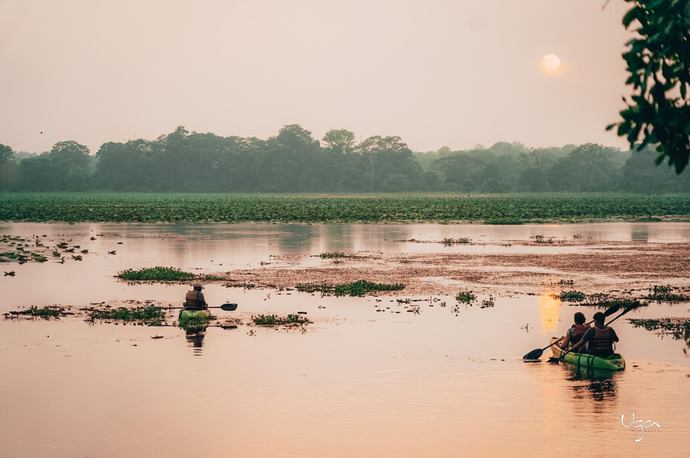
(622, 7), (639, 28)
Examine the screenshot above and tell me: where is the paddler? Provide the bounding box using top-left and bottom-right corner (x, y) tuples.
(184, 284), (207, 310)
(570, 311), (619, 357)
(559, 312), (590, 349)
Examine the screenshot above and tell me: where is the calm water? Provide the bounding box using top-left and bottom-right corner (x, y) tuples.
(0, 223), (688, 457)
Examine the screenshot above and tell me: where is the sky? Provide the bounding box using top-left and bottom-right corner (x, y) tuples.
(0, 0), (632, 154)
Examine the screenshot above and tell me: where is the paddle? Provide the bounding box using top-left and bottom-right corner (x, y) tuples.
(164, 303), (238, 311)
(522, 303), (620, 361)
(547, 304), (637, 364)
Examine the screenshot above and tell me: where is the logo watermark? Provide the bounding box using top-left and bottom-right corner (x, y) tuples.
(620, 412), (661, 442)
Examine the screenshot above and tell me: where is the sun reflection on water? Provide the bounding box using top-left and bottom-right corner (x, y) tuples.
(539, 288), (561, 333)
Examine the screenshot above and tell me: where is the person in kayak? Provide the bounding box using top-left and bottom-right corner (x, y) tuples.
(559, 312), (590, 349)
(184, 284), (207, 310)
(570, 311), (619, 357)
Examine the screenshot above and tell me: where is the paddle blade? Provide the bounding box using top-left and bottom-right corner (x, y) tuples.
(547, 357), (561, 364)
(522, 348), (544, 361)
(220, 303), (238, 311)
(603, 303), (621, 317)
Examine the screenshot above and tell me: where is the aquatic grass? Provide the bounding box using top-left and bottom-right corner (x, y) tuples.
(88, 306), (165, 323)
(441, 237), (471, 246)
(628, 318), (690, 344)
(455, 290), (477, 304)
(31, 253), (48, 262)
(556, 290), (586, 302)
(646, 285), (690, 302)
(4, 193), (690, 223)
(252, 314), (310, 326)
(577, 294), (648, 309)
(318, 251), (349, 259)
(117, 266), (195, 281)
(5, 306), (68, 319)
(296, 280), (405, 296)
(480, 295), (496, 308)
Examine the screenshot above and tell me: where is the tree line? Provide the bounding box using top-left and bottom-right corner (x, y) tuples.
(1, 125), (688, 193)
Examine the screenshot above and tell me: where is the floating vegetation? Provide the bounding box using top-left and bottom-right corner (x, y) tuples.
(556, 290), (586, 302)
(481, 295), (496, 308)
(318, 251), (350, 259)
(646, 285), (690, 302)
(296, 280), (405, 297)
(225, 282), (259, 289)
(117, 266), (195, 281)
(4, 306), (70, 319)
(252, 314), (311, 327)
(3, 193), (690, 223)
(533, 234), (555, 244)
(0, 234), (90, 265)
(455, 290), (477, 304)
(87, 306), (166, 324)
(441, 237), (471, 246)
(30, 253), (48, 262)
(199, 274), (225, 281)
(558, 279), (575, 286)
(629, 318), (690, 345)
(0, 251), (27, 263)
(578, 294), (648, 309)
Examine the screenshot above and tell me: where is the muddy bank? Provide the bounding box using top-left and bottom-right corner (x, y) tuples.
(213, 241), (690, 296)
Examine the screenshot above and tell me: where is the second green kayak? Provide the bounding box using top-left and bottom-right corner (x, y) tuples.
(550, 337), (625, 371)
(179, 309), (212, 328)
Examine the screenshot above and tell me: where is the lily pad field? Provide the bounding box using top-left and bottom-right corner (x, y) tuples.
(2, 192), (690, 223)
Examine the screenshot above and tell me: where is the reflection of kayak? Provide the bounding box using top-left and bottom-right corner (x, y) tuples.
(550, 337), (625, 371)
(179, 309), (212, 328)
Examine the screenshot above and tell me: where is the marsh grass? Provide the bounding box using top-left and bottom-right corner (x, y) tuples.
(252, 314), (311, 326)
(556, 290), (586, 302)
(117, 266), (195, 281)
(581, 295), (647, 309)
(455, 290), (477, 304)
(318, 251), (350, 259)
(88, 306), (165, 323)
(646, 285), (690, 302)
(441, 237), (471, 246)
(628, 318), (690, 343)
(296, 280), (405, 296)
(5, 306), (69, 319)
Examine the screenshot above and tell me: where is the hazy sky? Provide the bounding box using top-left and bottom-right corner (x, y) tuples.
(0, 0), (632, 153)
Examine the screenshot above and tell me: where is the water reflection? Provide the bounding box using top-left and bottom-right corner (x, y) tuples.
(275, 224), (317, 255)
(539, 289), (561, 333)
(565, 365), (619, 415)
(184, 326), (206, 356)
(631, 224), (649, 243)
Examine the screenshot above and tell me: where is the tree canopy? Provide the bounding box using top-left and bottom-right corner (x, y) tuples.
(3, 125), (690, 193)
(611, 0), (690, 172)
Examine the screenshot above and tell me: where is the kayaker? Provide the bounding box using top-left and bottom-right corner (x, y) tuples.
(559, 312), (590, 349)
(570, 311), (619, 357)
(184, 284), (207, 310)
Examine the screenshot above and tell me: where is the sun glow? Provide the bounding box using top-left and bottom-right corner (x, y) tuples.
(541, 54), (562, 74)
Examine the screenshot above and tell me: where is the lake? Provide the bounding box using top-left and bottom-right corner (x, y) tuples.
(0, 222), (688, 457)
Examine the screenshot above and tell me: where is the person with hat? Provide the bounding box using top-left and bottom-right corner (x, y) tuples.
(184, 284), (207, 310)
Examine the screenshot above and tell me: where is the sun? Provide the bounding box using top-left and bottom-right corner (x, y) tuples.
(541, 54), (561, 74)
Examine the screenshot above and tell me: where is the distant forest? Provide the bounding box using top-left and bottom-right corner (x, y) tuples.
(1, 125), (688, 193)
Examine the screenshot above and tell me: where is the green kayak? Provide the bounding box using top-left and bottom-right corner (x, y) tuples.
(550, 337), (625, 371)
(178, 309), (212, 328)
